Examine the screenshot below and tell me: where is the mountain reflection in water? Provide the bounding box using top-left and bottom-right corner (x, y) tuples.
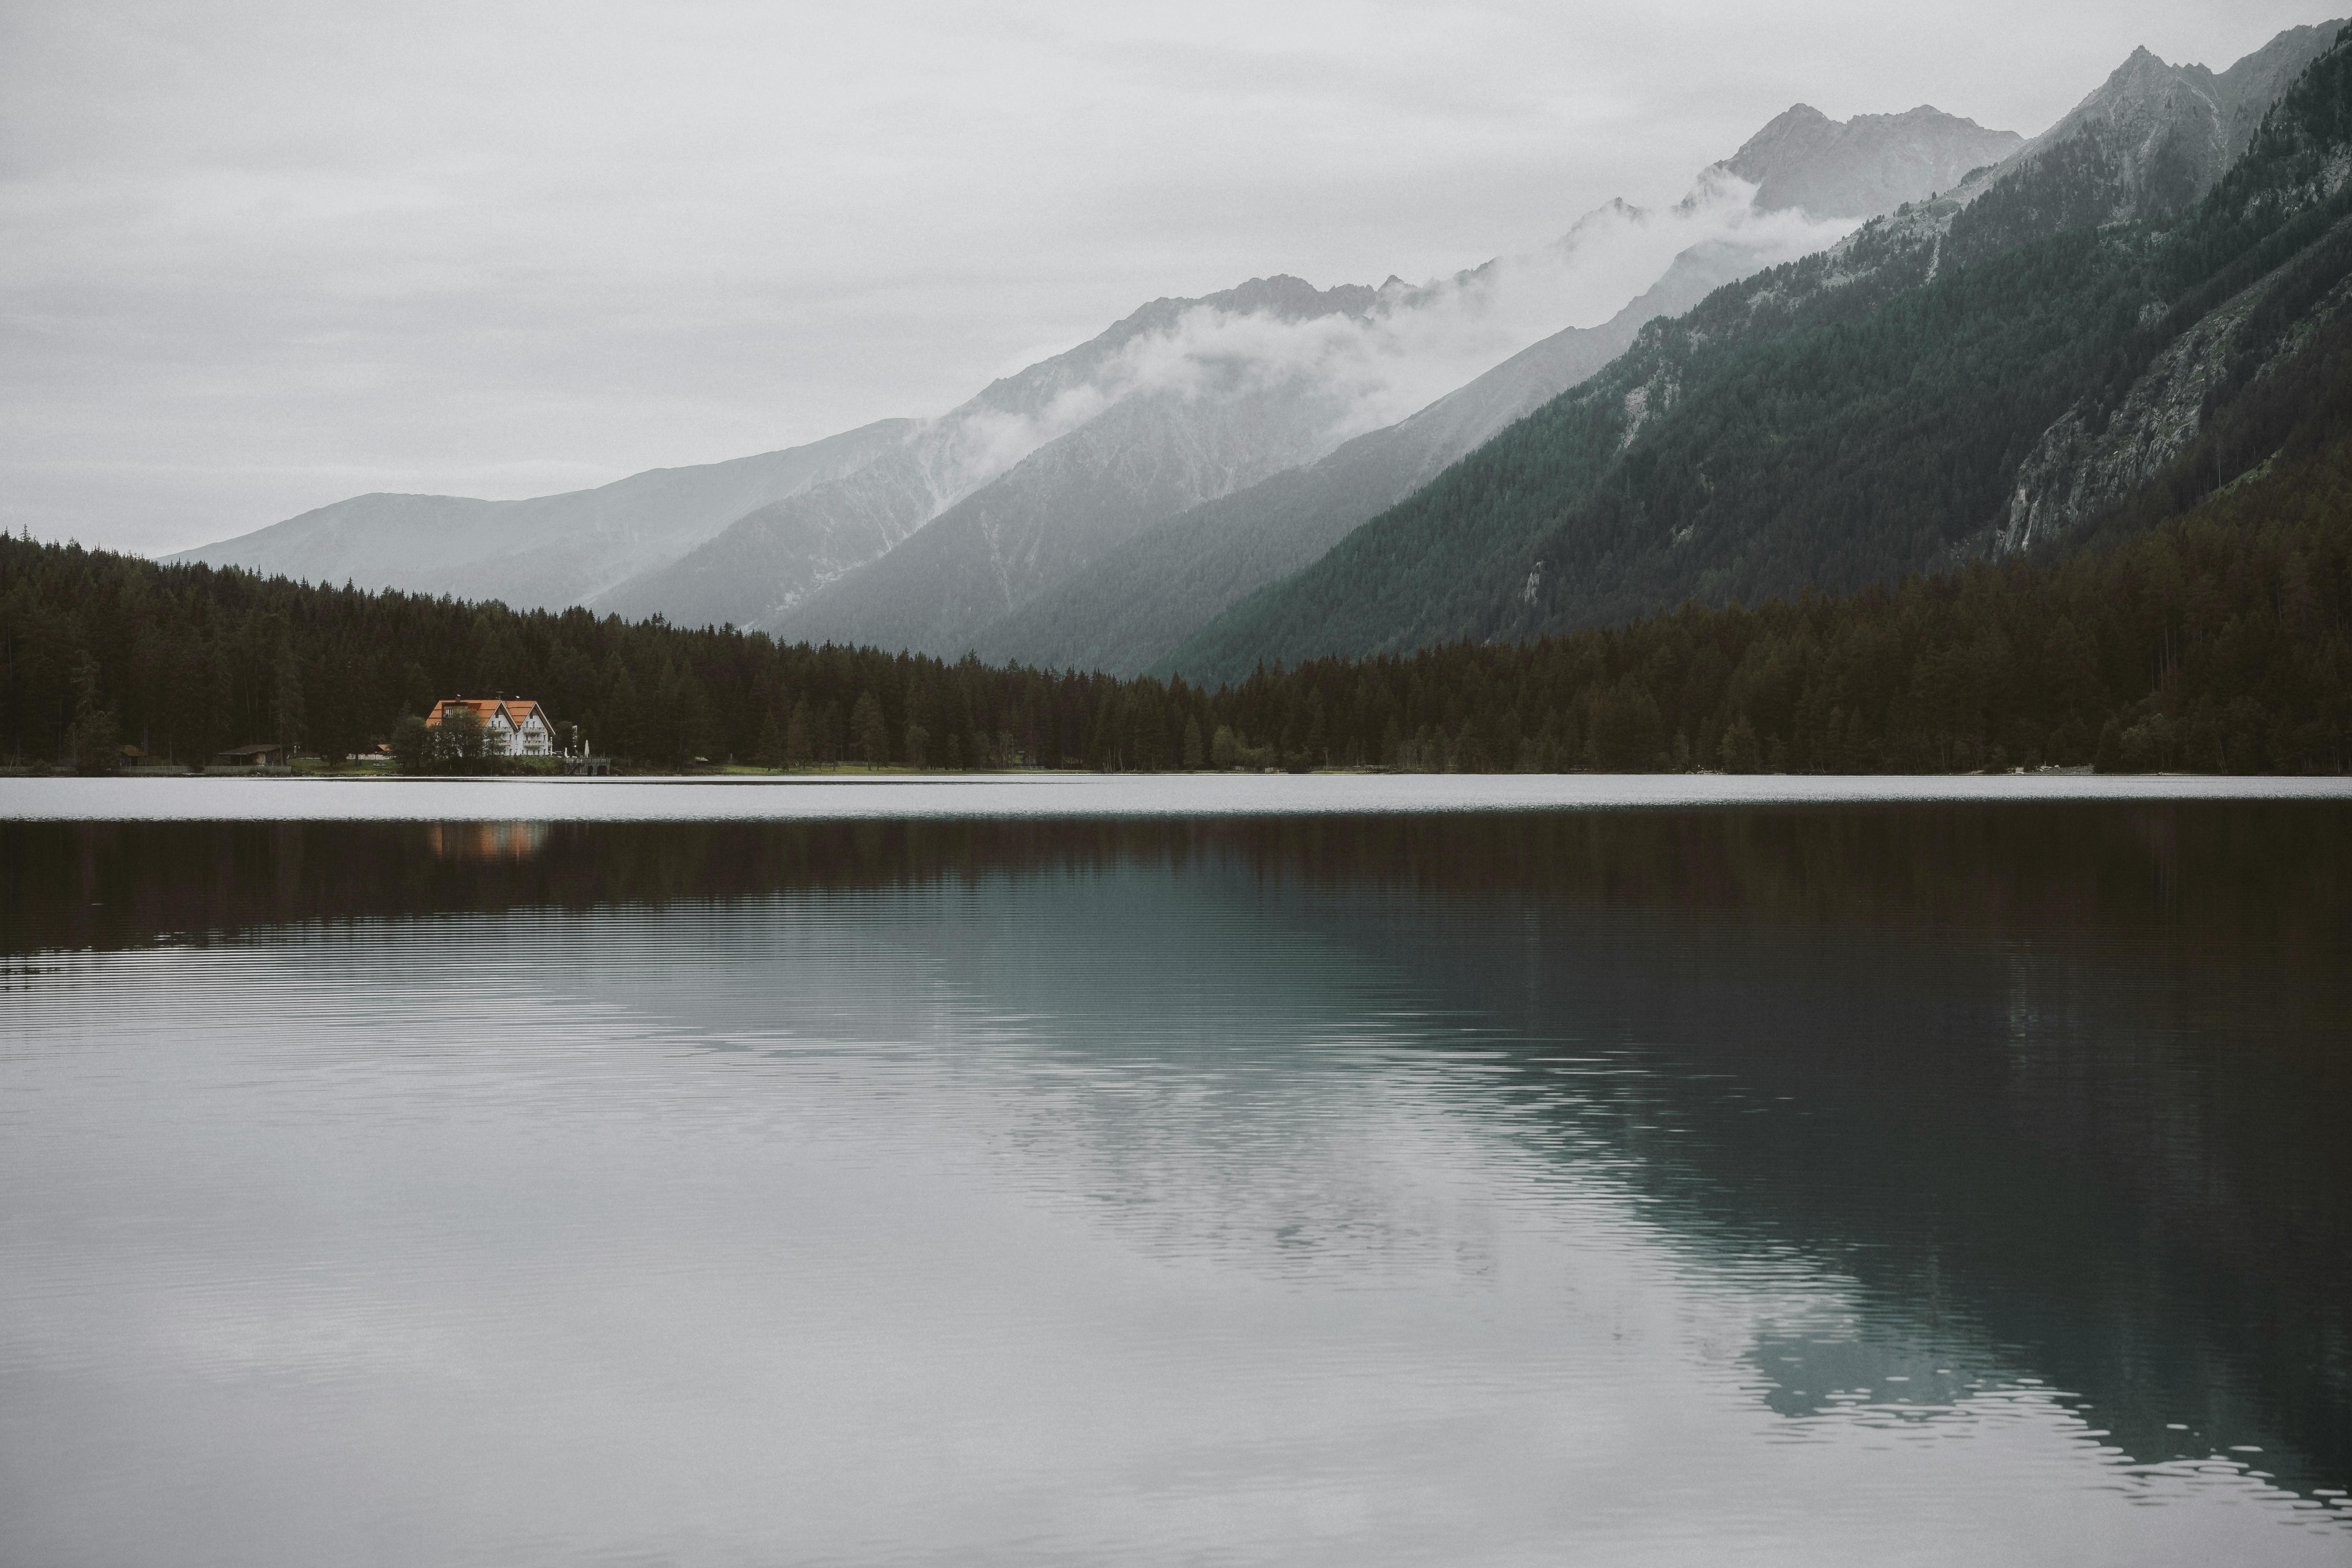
(1, 803), (2345, 1566)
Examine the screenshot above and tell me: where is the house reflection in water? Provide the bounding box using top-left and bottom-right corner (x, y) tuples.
(425, 822), (550, 861)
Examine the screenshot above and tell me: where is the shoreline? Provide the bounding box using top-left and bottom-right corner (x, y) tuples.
(4, 771), (2349, 823)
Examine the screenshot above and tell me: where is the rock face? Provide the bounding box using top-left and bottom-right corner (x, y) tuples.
(1714, 104), (2022, 218)
(1993, 295), (2247, 555)
(1969, 23), (2352, 555)
(1991, 23), (2345, 223)
(1648, 23), (2352, 572)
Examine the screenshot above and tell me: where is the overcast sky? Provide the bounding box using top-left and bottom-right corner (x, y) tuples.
(2, 1), (2336, 556)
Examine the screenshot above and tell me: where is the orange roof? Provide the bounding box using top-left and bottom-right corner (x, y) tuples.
(425, 698), (550, 728)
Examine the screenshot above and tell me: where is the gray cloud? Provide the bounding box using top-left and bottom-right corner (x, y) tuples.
(0, 0), (2332, 555)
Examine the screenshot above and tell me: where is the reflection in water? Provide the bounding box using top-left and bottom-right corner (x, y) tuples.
(423, 820), (550, 860)
(0, 805), (2346, 1565)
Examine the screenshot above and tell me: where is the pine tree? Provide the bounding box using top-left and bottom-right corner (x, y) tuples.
(851, 691), (889, 766)
(271, 641), (304, 755)
(1719, 715), (1762, 773)
(62, 650), (119, 771)
(784, 697), (812, 768)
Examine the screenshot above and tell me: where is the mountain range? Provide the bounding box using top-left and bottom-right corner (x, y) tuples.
(1159, 19), (2351, 685)
(171, 19), (2348, 701)
(172, 96), (2015, 647)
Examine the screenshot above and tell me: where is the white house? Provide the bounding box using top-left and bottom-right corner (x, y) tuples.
(425, 697), (557, 757)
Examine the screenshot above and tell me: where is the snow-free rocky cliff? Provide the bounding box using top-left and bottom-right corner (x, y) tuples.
(1989, 24), (2352, 554)
(1713, 105), (2020, 219)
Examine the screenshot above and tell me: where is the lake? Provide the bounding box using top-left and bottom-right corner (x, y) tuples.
(2, 779), (2348, 1565)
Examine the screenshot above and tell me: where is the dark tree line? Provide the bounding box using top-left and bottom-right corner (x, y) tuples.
(4, 387), (2346, 777)
(0, 542), (1191, 773)
(11, 40), (2346, 778)
(1204, 428), (2348, 776)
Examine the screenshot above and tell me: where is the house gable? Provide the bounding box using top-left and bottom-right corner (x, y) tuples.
(425, 697), (558, 756)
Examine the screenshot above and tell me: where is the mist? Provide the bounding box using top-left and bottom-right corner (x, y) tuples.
(0, 0), (2332, 554)
(894, 175), (1854, 518)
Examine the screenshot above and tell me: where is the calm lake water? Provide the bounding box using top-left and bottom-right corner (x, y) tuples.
(3, 783), (2348, 1565)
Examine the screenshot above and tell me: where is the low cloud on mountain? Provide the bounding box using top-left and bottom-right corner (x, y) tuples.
(922, 178), (1855, 503)
(4, 0), (2320, 555)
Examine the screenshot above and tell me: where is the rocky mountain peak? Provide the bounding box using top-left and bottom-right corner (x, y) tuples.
(2073, 42), (2217, 125)
(1207, 274), (1380, 321)
(2000, 21), (2345, 222)
(1715, 102), (2023, 219)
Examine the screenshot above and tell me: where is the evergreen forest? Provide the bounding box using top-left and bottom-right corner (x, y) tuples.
(4, 378), (2345, 776)
(1163, 25), (2352, 686)
(8, 30), (2352, 780)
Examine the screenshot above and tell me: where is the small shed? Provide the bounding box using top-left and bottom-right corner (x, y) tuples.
(216, 742), (289, 768)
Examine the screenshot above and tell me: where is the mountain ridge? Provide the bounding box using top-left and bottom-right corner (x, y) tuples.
(965, 241), (1761, 675)
(1715, 103), (2021, 218)
(787, 96), (2025, 664)
(594, 272), (1386, 630)
(164, 420), (915, 612)
(166, 93), (2025, 648)
(1157, 20), (2347, 688)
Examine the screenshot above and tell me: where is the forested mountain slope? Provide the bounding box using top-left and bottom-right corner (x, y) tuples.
(1193, 348), (2352, 777)
(759, 204), (1839, 657)
(162, 96), (2019, 647)
(1489, 23), (2352, 644)
(1163, 22), (2347, 688)
(963, 243), (1755, 677)
(959, 107), (2022, 676)
(1156, 212), (1957, 682)
(8, 304), (2344, 778)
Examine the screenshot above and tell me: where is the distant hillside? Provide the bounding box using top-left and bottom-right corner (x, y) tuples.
(600, 274), (1385, 633)
(755, 296), (1374, 655)
(165, 421), (914, 613)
